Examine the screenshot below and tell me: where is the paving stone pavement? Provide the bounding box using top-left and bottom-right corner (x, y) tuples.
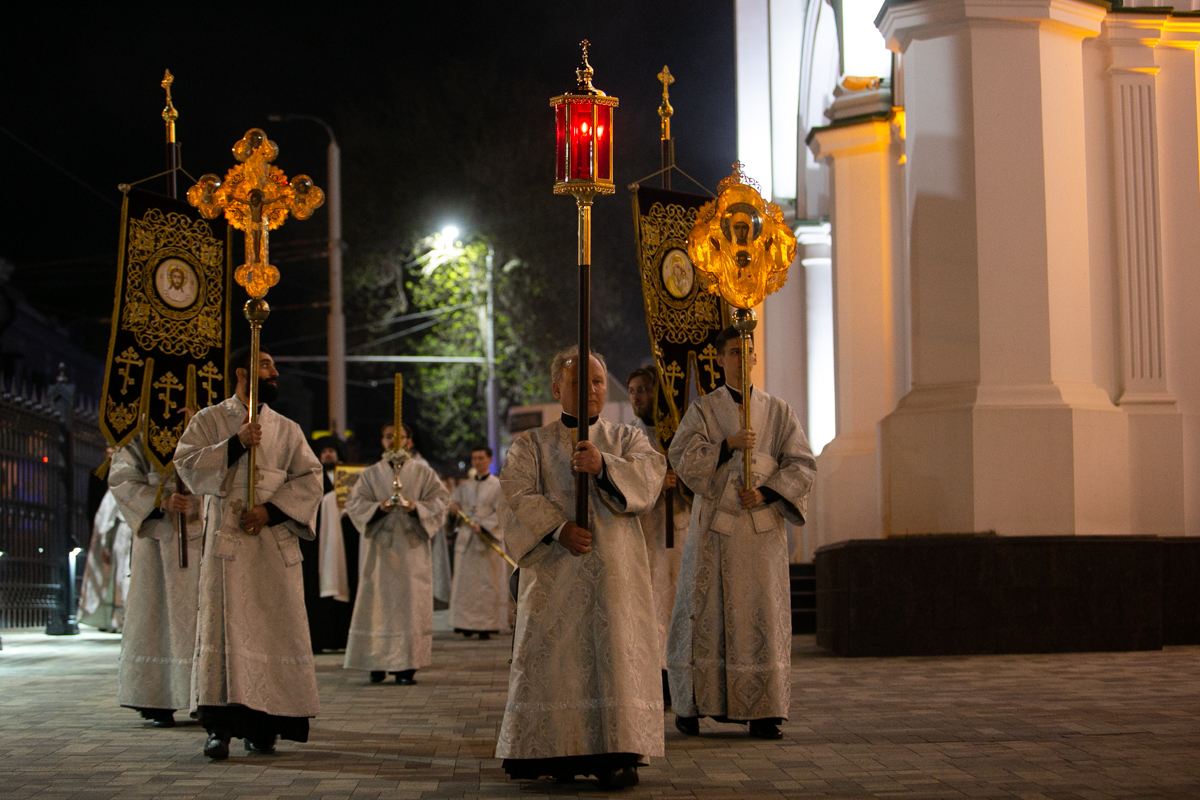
(2, 623), (1199, 799)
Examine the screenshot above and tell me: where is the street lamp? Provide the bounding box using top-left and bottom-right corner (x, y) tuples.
(429, 227), (498, 473)
(267, 113), (346, 439)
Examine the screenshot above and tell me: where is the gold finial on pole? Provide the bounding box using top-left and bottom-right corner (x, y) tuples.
(657, 66), (674, 140)
(161, 70), (178, 144)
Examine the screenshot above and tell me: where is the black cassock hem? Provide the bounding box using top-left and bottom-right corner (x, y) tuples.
(197, 704), (310, 742)
(502, 753), (644, 780)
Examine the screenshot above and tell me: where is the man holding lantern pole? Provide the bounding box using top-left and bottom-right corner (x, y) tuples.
(495, 347), (665, 788)
(666, 326), (816, 740)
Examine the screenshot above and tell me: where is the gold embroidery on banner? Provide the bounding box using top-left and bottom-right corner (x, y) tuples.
(153, 371), (183, 419)
(121, 209), (226, 359)
(197, 361), (223, 407)
(147, 417), (186, 460)
(105, 396), (139, 432)
(114, 347), (145, 395)
(637, 201), (725, 348)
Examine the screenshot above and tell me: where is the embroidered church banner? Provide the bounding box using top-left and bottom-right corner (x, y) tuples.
(100, 188), (231, 472)
(631, 186), (728, 450)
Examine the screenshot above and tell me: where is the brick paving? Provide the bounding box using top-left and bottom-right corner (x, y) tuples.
(2, 620), (1199, 799)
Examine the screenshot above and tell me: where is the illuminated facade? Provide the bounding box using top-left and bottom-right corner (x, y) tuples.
(738, 0), (1200, 557)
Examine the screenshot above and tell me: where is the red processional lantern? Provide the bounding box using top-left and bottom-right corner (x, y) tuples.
(551, 41), (617, 194)
(550, 40), (618, 526)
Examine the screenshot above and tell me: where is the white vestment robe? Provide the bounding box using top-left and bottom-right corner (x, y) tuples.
(633, 417), (692, 669)
(666, 385), (815, 721)
(314, 486), (351, 603)
(174, 396), (323, 721)
(343, 457), (448, 672)
(78, 490), (133, 632)
(110, 438), (203, 712)
(495, 416), (666, 762)
(448, 474), (510, 632)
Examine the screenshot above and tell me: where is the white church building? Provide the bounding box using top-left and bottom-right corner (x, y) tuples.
(736, 0), (1200, 558)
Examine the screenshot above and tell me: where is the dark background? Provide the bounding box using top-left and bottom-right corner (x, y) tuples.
(0, 2), (736, 451)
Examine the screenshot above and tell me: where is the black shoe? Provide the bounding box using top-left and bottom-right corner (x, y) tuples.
(596, 766), (639, 788)
(245, 735), (277, 754)
(151, 715), (175, 728)
(203, 733), (230, 760)
(369, 671), (386, 683)
(552, 773), (577, 783)
(748, 720), (783, 739)
(462, 630), (473, 638)
(395, 669), (417, 685)
(477, 632), (491, 641)
(675, 715), (700, 736)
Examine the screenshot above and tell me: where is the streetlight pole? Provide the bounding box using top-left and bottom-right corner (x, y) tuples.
(268, 113), (346, 439)
(485, 244), (497, 472)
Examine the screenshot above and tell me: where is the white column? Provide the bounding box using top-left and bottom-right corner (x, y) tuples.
(877, 0), (1130, 537)
(807, 115), (904, 545)
(1105, 15), (1186, 535)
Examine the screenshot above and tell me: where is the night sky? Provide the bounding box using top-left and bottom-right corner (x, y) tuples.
(1, 2), (737, 438)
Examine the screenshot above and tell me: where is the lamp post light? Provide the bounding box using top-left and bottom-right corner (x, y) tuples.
(433, 227), (498, 473)
(550, 40), (618, 525)
(268, 113), (346, 440)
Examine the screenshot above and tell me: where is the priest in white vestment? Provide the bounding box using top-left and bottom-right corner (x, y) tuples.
(667, 327), (816, 740)
(301, 437), (354, 651)
(110, 435), (203, 727)
(343, 425), (448, 684)
(496, 348), (665, 789)
(78, 485), (133, 632)
(174, 347), (323, 760)
(626, 365), (692, 706)
(447, 444), (509, 637)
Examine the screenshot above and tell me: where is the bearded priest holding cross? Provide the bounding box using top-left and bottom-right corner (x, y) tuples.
(176, 129), (325, 760)
(666, 164), (816, 741)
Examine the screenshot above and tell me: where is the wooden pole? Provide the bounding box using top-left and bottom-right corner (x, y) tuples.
(575, 195), (593, 526)
(162, 70), (188, 568)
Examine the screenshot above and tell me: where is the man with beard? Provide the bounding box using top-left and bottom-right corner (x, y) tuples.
(625, 365), (691, 707)
(496, 348), (664, 788)
(447, 445), (509, 639)
(667, 327), (816, 740)
(174, 346), (323, 759)
(343, 423), (448, 685)
(110, 432), (203, 728)
(300, 437), (355, 652)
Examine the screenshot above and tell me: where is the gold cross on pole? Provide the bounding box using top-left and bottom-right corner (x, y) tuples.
(188, 129), (324, 513)
(657, 65), (674, 139)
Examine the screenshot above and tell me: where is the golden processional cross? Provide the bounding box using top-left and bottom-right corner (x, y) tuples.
(188, 128), (324, 510)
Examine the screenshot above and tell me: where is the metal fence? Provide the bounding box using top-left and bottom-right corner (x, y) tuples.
(0, 371), (103, 630)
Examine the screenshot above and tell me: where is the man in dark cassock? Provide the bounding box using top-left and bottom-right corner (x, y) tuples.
(300, 436), (357, 652)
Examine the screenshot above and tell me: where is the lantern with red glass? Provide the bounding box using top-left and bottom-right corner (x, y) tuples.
(551, 41), (618, 197)
(550, 40), (619, 527)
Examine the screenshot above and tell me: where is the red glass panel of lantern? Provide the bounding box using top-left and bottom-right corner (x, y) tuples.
(570, 102), (595, 181)
(596, 105), (611, 181)
(555, 105), (567, 182)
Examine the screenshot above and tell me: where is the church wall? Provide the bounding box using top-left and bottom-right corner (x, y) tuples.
(1153, 31), (1200, 535)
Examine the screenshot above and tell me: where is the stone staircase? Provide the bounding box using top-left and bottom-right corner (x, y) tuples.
(790, 562), (816, 634)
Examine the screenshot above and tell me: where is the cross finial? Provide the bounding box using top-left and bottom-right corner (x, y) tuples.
(657, 65), (675, 139)
(161, 69), (178, 141)
(576, 39), (598, 93)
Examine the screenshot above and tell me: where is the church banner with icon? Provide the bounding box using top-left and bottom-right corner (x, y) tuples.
(631, 186), (728, 450)
(100, 188), (232, 473)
